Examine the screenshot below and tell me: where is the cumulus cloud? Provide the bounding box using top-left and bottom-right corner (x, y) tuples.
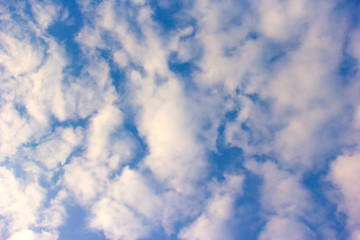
(0, 167), (60, 240)
(245, 160), (319, 239)
(0, 34), (44, 77)
(1, 0), (359, 239)
(31, 127), (83, 169)
(329, 152), (360, 240)
(258, 216), (315, 240)
(0, 1), (73, 238)
(0, 167), (44, 235)
(0, 103), (33, 159)
(130, 70), (207, 191)
(89, 166), (160, 240)
(29, 0), (60, 30)
(179, 174), (244, 240)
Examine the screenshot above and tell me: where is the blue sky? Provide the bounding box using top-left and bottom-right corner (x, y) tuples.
(0, 0), (360, 240)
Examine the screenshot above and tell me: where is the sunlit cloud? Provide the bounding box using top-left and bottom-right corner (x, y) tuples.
(0, 0), (359, 239)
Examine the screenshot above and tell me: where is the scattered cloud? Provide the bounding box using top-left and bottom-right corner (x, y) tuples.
(0, 0), (359, 239)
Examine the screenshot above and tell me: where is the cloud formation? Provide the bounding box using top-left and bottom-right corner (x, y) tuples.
(0, 0), (359, 239)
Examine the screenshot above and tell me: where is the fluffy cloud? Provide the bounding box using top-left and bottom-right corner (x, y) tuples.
(0, 167), (60, 240)
(1, 0), (359, 239)
(130, 71), (207, 191)
(329, 152), (360, 240)
(245, 159), (326, 239)
(179, 174), (244, 240)
(258, 216), (315, 240)
(29, 0), (60, 30)
(246, 161), (311, 217)
(31, 127), (83, 169)
(89, 167), (160, 240)
(0, 33), (44, 77)
(0, 2), (73, 238)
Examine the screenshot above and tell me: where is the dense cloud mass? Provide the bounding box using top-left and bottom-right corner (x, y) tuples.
(0, 0), (359, 239)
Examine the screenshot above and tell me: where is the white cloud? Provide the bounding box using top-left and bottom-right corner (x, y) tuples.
(348, 30), (360, 61)
(89, 166), (161, 240)
(66, 3), (215, 237)
(179, 195), (235, 240)
(245, 160), (317, 239)
(131, 71), (207, 191)
(255, 0), (309, 40)
(8, 229), (58, 240)
(76, 25), (102, 49)
(98, 0), (116, 30)
(64, 0), (359, 239)
(0, 103), (33, 160)
(246, 160), (311, 216)
(113, 50), (129, 68)
(0, 167), (46, 239)
(111, 167), (162, 219)
(89, 197), (151, 240)
(30, 0), (60, 29)
(0, 10), (70, 162)
(329, 151), (360, 240)
(0, 33), (44, 77)
(131, 0), (147, 6)
(87, 104), (123, 161)
(74, 0), (211, 193)
(26, 39), (68, 122)
(40, 190), (68, 229)
(31, 127), (83, 169)
(1, 0), (359, 239)
(261, 10), (347, 167)
(193, 0), (349, 171)
(63, 157), (106, 205)
(258, 216), (315, 240)
(179, 174), (244, 240)
(63, 104), (133, 206)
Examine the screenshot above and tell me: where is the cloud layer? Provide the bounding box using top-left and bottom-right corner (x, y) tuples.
(0, 0), (359, 239)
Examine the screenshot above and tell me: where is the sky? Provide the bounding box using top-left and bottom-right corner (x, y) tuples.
(0, 0), (360, 240)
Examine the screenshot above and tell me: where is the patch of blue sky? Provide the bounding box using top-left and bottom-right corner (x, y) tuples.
(7, 155), (30, 180)
(261, 38), (302, 67)
(168, 53), (202, 93)
(152, 0), (201, 92)
(316, 107), (354, 157)
(123, 121), (149, 170)
(13, 102), (28, 118)
(302, 169), (349, 240)
(48, 103), (91, 126)
(47, 0), (84, 76)
(208, 110), (244, 182)
(58, 204), (107, 240)
(98, 48), (128, 94)
(167, 34), (204, 92)
(339, 53), (358, 77)
(246, 31), (260, 40)
(335, 0), (360, 26)
(138, 226), (176, 240)
(338, 51), (359, 86)
(233, 170), (264, 240)
(3, 0), (31, 19)
(210, 109), (264, 238)
(38, 176), (64, 204)
(168, 52), (200, 78)
(245, 93), (272, 111)
(149, 0), (195, 32)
